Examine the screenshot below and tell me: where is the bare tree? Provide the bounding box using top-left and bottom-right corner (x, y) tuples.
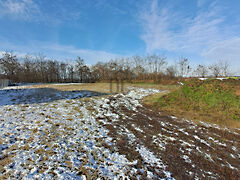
(76, 56), (85, 82)
(35, 53), (48, 82)
(47, 60), (60, 82)
(220, 60), (230, 77)
(177, 57), (191, 77)
(166, 65), (177, 78)
(194, 64), (208, 78)
(91, 62), (105, 81)
(209, 63), (221, 77)
(0, 51), (20, 82)
(67, 65), (75, 82)
(209, 60), (231, 77)
(22, 55), (35, 82)
(60, 62), (68, 82)
(3, 51), (231, 85)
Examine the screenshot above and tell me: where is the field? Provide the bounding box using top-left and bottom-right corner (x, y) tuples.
(145, 79), (240, 128)
(0, 82), (240, 179)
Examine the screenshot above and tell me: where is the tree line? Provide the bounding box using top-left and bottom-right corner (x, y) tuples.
(0, 51), (231, 83)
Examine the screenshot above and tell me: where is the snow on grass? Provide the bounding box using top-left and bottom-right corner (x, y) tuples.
(182, 155), (192, 163)
(1, 85), (239, 179)
(136, 145), (173, 179)
(193, 135), (212, 147)
(0, 101), (135, 178)
(152, 134), (166, 151)
(208, 137), (227, 147)
(0, 86), (163, 179)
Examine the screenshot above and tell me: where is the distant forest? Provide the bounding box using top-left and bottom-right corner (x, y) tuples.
(0, 51), (231, 83)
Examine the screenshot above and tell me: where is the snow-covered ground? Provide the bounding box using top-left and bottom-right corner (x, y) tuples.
(0, 86), (239, 179)
(0, 87), (167, 179)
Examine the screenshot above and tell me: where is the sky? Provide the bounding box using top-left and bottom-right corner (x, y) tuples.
(0, 0), (240, 74)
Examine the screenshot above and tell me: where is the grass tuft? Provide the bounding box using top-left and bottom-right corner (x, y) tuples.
(145, 79), (240, 128)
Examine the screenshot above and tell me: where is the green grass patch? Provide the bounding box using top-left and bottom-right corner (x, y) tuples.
(148, 79), (240, 128)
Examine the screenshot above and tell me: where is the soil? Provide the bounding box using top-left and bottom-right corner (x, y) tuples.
(101, 96), (240, 179)
(1, 87), (239, 179)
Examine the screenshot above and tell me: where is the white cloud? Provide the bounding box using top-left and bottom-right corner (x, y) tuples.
(140, 0), (176, 52)
(197, 0), (207, 7)
(140, 0), (224, 52)
(4, 0), (25, 14)
(140, 0), (240, 73)
(45, 43), (123, 63)
(0, 0), (82, 23)
(202, 37), (240, 74)
(0, 40), (122, 64)
(0, 0), (40, 21)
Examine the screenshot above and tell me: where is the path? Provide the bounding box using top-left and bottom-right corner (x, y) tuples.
(0, 87), (239, 179)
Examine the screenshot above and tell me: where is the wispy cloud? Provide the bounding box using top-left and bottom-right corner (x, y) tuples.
(93, 0), (127, 15)
(140, 0), (175, 52)
(0, 39), (122, 64)
(140, 0), (240, 72)
(140, 0), (224, 52)
(45, 43), (123, 63)
(0, 0), (40, 21)
(0, 0), (82, 24)
(202, 37), (240, 73)
(197, 0), (207, 7)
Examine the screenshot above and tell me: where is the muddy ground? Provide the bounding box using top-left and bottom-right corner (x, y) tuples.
(0, 87), (239, 179)
(97, 95), (240, 179)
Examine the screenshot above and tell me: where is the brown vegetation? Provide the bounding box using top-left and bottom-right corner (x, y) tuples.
(144, 79), (240, 128)
(1, 51), (233, 86)
(97, 94), (240, 179)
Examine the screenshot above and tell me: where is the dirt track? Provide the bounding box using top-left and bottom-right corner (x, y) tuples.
(93, 94), (240, 179)
(0, 87), (239, 179)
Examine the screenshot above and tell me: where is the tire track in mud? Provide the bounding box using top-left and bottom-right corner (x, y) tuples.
(91, 91), (240, 179)
(1, 88), (239, 179)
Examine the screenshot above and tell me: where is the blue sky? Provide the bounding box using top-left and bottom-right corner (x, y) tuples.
(0, 0), (240, 73)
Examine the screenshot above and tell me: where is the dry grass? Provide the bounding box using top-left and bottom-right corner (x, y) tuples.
(0, 138), (4, 144)
(154, 105), (240, 129)
(144, 79), (240, 129)
(0, 144), (17, 175)
(20, 144), (31, 151)
(143, 91), (173, 106)
(129, 83), (179, 91)
(0, 155), (13, 174)
(27, 82), (179, 94)
(35, 148), (45, 154)
(236, 89), (240, 96)
(30, 83), (118, 93)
